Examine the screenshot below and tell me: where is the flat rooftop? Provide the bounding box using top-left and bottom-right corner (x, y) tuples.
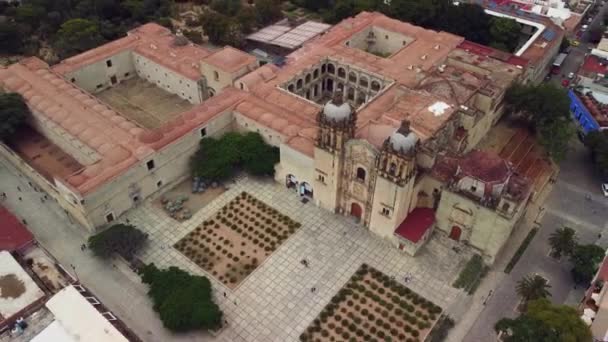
(96, 77), (194, 129)
(7, 126), (83, 182)
(0, 251), (45, 323)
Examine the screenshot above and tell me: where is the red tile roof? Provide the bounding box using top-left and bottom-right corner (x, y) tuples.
(0, 206), (34, 252)
(394, 208), (435, 243)
(460, 150), (511, 183)
(458, 40), (528, 67)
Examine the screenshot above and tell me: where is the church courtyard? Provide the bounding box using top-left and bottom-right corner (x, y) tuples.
(124, 176), (471, 342)
(96, 77), (194, 129)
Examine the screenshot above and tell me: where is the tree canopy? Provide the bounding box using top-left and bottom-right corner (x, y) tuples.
(584, 130), (608, 179)
(0, 93), (30, 141)
(190, 132), (279, 182)
(570, 243), (604, 284)
(88, 224), (148, 260)
(504, 83), (575, 161)
(140, 264), (223, 332)
(54, 19), (105, 58)
(516, 274), (551, 304)
(495, 298), (592, 342)
(0, 0), (173, 58)
(548, 227), (577, 259)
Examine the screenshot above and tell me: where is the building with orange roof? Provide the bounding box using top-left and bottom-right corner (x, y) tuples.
(1, 13), (533, 261)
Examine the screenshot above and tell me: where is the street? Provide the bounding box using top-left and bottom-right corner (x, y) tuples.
(462, 6), (608, 339)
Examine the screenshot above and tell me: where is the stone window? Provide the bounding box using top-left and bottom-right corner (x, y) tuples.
(359, 76), (369, 88)
(317, 174), (325, 183)
(356, 167), (366, 181)
(371, 80), (381, 91)
(296, 79), (303, 89)
(106, 60), (112, 67)
(337, 67), (346, 78)
(381, 207), (391, 217)
(305, 73), (311, 84)
(502, 202), (510, 212)
(348, 72), (357, 83)
(288, 84), (295, 92)
(321, 64), (327, 73)
(313, 69), (319, 79)
(200, 127), (207, 137)
(146, 159), (155, 170)
(327, 64), (335, 74)
(213, 71), (219, 81)
(157, 180), (163, 188)
(105, 213), (115, 223)
(389, 162), (397, 176)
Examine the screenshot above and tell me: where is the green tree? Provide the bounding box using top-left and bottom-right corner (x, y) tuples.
(190, 132), (279, 181)
(210, 0), (241, 16)
(0, 22), (24, 54)
(495, 298), (592, 342)
(504, 83), (574, 161)
(140, 264), (223, 332)
(88, 224), (148, 260)
(255, 0), (283, 25)
(15, 4), (46, 29)
(515, 274), (551, 305)
(201, 11), (230, 45)
(584, 130), (608, 178)
(548, 227), (577, 258)
(54, 18), (105, 58)
(0, 93), (29, 141)
(570, 243), (604, 284)
(236, 6), (257, 34)
(489, 17), (521, 52)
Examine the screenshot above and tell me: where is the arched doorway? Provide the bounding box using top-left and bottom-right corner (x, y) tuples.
(350, 203), (362, 221)
(449, 226), (462, 241)
(326, 78), (334, 92)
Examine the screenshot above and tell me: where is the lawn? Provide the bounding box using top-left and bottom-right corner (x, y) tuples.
(301, 264), (442, 342)
(174, 192), (301, 288)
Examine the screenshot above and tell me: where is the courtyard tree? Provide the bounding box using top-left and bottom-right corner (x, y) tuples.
(489, 17), (521, 52)
(504, 83), (574, 161)
(88, 223), (148, 260)
(570, 243), (604, 284)
(54, 19), (105, 58)
(0, 22), (24, 54)
(495, 298), (592, 341)
(515, 274), (551, 307)
(548, 226), (577, 258)
(140, 264), (223, 332)
(190, 132), (279, 182)
(0, 93), (30, 141)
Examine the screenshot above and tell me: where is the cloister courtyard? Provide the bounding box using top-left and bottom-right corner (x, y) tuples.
(124, 175), (472, 342)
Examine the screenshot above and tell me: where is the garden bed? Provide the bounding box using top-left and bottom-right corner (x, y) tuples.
(300, 264), (442, 342)
(174, 192), (301, 288)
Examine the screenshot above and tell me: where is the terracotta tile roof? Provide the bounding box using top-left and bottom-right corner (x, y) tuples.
(0, 58), (245, 195)
(203, 46), (257, 73)
(53, 23), (211, 81)
(0, 206), (34, 252)
(394, 207), (435, 243)
(459, 150), (511, 183)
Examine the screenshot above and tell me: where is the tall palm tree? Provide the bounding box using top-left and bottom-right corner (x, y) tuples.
(516, 275), (552, 305)
(548, 227), (577, 258)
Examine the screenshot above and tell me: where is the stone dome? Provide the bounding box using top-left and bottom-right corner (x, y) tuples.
(389, 131), (418, 152)
(323, 100), (352, 121)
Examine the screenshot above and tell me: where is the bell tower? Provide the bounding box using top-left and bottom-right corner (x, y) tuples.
(313, 91), (357, 212)
(369, 120), (420, 238)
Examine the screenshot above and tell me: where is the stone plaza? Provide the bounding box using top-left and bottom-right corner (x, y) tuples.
(125, 176), (471, 342)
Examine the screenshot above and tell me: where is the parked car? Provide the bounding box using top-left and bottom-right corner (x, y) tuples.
(602, 183), (608, 197)
(568, 72), (575, 79)
(562, 79), (570, 87)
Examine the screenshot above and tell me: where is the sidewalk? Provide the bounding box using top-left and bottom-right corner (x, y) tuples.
(0, 161), (205, 342)
(445, 177), (556, 341)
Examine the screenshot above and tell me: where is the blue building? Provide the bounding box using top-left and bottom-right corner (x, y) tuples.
(568, 89), (601, 135)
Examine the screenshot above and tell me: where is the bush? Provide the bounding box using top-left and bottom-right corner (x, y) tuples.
(139, 264), (222, 332)
(88, 224), (147, 260)
(505, 228), (538, 273)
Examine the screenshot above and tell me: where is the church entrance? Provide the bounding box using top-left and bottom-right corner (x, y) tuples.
(449, 226), (462, 241)
(350, 202), (362, 221)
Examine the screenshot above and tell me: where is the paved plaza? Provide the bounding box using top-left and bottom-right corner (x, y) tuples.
(128, 176), (471, 342)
